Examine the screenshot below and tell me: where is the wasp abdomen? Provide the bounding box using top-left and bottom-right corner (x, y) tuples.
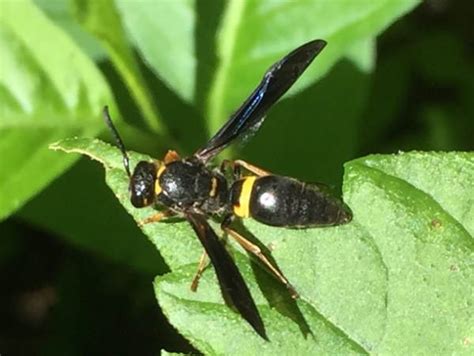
(233, 175), (351, 227)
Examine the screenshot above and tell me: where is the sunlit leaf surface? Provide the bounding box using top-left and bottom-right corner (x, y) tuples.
(0, 0), (112, 220)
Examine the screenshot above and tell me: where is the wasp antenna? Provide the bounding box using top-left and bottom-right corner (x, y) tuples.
(102, 106), (132, 178)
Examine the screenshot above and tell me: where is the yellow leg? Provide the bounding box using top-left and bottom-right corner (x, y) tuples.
(233, 159), (271, 177)
(163, 150), (181, 164)
(222, 225), (299, 299)
(190, 251), (209, 292)
(221, 159), (271, 178)
(138, 210), (174, 227)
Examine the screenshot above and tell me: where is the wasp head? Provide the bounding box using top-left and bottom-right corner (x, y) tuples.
(129, 161), (158, 208)
(102, 106), (160, 208)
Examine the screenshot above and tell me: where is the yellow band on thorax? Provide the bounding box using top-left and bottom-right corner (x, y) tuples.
(233, 176), (256, 218)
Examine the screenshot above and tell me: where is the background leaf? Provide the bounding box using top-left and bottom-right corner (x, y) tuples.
(0, 0), (112, 220)
(207, 0), (419, 135)
(115, 0), (196, 104)
(71, 0), (167, 136)
(34, 0), (106, 60)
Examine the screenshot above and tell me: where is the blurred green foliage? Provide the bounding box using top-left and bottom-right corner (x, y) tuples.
(1, 0), (472, 354)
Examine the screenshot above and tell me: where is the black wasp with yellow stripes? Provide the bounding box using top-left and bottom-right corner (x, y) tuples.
(104, 39), (352, 340)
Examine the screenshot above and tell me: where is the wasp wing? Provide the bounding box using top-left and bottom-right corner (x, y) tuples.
(195, 39), (327, 162)
(186, 212), (267, 340)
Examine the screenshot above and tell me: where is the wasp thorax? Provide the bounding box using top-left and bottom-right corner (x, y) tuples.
(129, 161), (157, 208)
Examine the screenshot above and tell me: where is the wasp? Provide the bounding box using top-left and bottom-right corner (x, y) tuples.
(104, 39), (352, 340)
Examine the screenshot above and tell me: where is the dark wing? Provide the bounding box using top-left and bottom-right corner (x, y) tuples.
(194, 39), (327, 162)
(186, 212), (267, 340)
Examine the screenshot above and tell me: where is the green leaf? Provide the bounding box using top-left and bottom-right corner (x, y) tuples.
(345, 38), (376, 73)
(95, 0), (419, 137)
(0, 0), (112, 220)
(115, 0), (196, 104)
(161, 352), (187, 356)
(71, 0), (167, 136)
(51, 139), (473, 354)
(207, 0), (421, 135)
(342, 152), (474, 354)
(18, 158), (165, 274)
(349, 152), (474, 237)
(155, 265), (365, 354)
(34, 0), (106, 60)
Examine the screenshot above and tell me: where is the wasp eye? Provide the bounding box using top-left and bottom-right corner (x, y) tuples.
(130, 161), (157, 208)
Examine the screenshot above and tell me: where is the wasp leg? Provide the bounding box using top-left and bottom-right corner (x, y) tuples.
(220, 159), (270, 181)
(219, 159), (239, 180)
(233, 160), (271, 177)
(163, 149), (181, 164)
(221, 217), (299, 299)
(138, 210), (174, 227)
(190, 251), (209, 292)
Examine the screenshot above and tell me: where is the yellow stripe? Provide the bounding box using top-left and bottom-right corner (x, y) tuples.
(154, 163), (166, 195)
(209, 177), (218, 197)
(233, 176), (256, 218)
